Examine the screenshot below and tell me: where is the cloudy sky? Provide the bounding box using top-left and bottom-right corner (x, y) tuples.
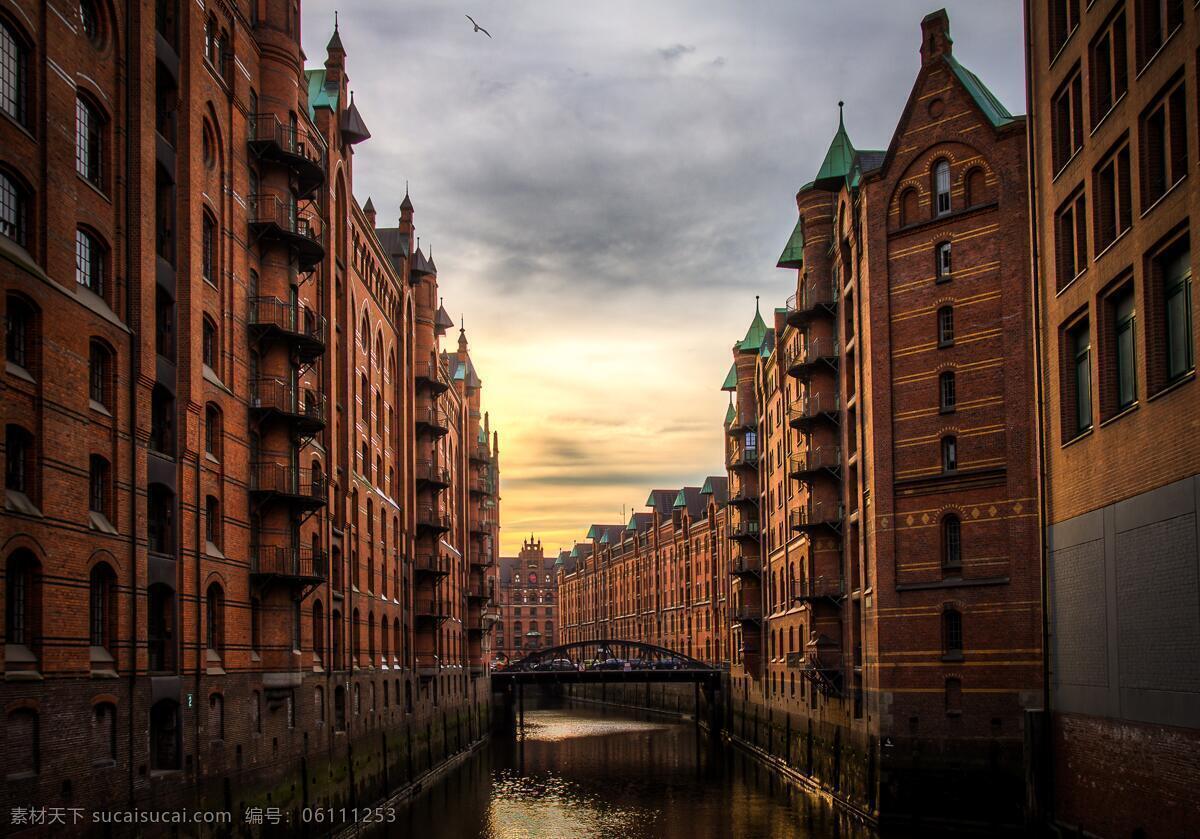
(302, 1), (1026, 555)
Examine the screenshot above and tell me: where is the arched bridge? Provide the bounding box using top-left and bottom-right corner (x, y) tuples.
(490, 639), (723, 689)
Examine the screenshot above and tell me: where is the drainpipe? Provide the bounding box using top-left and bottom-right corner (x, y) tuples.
(123, 0), (137, 808)
(1022, 0), (1054, 822)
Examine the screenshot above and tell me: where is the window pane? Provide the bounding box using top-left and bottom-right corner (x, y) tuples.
(0, 22), (22, 122)
(1165, 250), (1193, 379)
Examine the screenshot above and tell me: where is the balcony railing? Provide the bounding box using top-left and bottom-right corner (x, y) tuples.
(416, 506), (451, 532)
(787, 391), (841, 427)
(470, 442), (491, 463)
(733, 602), (762, 622)
(794, 576), (846, 603)
(248, 296), (327, 359)
(728, 483), (758, 505)
(414, 597), (449, 622)
(787, 446), (842, 479)
(415, 360), (450, 392)
(250, 377), (326, 431)
(247, 193), (325, 271)
(727, 446), (759, 469)
(250, 463), (327, 508)
(415, 403), (451, 435)
(728, 552), (761, 576)
(785, 281), (838, 325)
(726, 410), (756, 434)
(789, 500), (844, 532)
(471, 513), (497, 533)
(413, 551), (449, 576)
(785, 336), (840, 376)
(469, 474), (495, 495)
(729, 519), (760, 540)
(251, 543), (328, 582)
(247, 113), (327, 199)
(415, 459), (452, 487)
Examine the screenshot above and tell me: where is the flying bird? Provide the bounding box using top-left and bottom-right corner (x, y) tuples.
(465, 15), (491, 38)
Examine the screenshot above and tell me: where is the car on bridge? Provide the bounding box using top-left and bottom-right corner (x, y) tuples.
(590, 658), (626, 671)
(533, 658), (577, 672)
(650, 659), (685, 670)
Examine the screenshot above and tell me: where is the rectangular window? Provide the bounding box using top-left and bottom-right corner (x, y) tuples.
(938, 307), (954, 346)
(1134, 0), (1184, 70)
(202, 215), (216, 284)
(1051, 66), (1084, 173)
(75, 96), (102, 187)
(1065, 318), (1093, 438)
(1055, 189), (1088, 290)
(1089, 9), (1127, 127)
(1140, 76), (1188, 210)
(940, 372), (957, 412)
(1148, 236), (1193, 387)
(1093, 141), (1132, 253)
(941, 437), (958, 473)
(1107, 285), (1138, 413)
(936, 242), (952, 283)
(1049, 0), (1080, 58)
(0, 22), (26, 123)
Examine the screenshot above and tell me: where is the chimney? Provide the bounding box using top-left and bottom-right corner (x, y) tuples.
(920, 9), (952, 66)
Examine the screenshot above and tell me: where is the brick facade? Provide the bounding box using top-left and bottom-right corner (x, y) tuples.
(491, 537), (558, 662)
(1, 0), (498, 822)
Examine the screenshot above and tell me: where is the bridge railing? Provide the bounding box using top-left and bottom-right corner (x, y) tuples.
(499, 638), (718, 673)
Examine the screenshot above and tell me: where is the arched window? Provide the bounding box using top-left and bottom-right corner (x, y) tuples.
(79, 0), (103, 46)
(965, 167), (988, 207)
(89, 340), (112, 407)
(149, 699), (180, 769)
(208, 693), (224, 740)
(201, 314), (218, 373)
(899, 187), (919, 227)
(941, 436), (958, 473)
(935, 241), (952, 283)
(6, 293), (36, 371)
(89, 563), (116, 652)
(937, 305), (954, 346)
(204, 403), (221, 459)
(942, 609), (963, 658)
(1, 20), (30, 126)
(147, 583), (174, 671)
(939, 371), (956, 412)
(204, 15), (219, 65)
(5, 707), (38, 775)
(942, 516), (962, 569)
(5, 550), (40, 657)
(5, 424), (35, 499)
(205, 583), (224, 654)
(201, 211), (217, 285)
(150, 385), (174, 454)
(89, 456), (111, 522)
(934, 159), (951, 216)
(205, 495), (221, 548)
(360, 312), (370, 352)
(91, 702), (116, 764)
(75, 93), (105, 188)
(75, 228), (106, 298)
(0, 169), (29, 245)
(147, 483), (174, 553)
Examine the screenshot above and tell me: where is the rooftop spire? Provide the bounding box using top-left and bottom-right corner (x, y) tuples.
(813, 102), (856, 189)
(326, 11), (345, 54)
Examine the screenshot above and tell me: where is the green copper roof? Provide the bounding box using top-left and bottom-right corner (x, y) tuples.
(721, 362), (737, 392)
(700, 476), (715, 495)
(814, 104), (855, 189)
(777, 216), (805, 269)
(945, 54), (1016, 128)
(305, 70), (339, 120)
(724, 403), (736, 426)
(738, 300), (768, 352)
(626, 516), (637, 532)
(673, 490), (687, 509)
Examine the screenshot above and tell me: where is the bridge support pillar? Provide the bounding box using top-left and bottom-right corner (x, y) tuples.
(518, 681), (525, 738)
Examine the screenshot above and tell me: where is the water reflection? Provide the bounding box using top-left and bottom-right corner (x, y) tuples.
(381, 703), (870, 839)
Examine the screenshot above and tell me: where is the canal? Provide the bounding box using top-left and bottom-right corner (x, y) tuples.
(372, 701), (872, 839)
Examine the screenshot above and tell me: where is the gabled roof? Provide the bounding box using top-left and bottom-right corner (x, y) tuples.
(626, 512), (654, 533)
(701, 475), (729, 505)
(777, 216), (805, 269)
(305, 69), (338, 118)
(945, 54), (1016, 128)
(721, 362), (737, 392)
(738, 300), (768, 352)
(340, 93), (371, 144)
(645, 490), (677, 516)
(813, 104), (855, 189)
(673, 486), (705, 518)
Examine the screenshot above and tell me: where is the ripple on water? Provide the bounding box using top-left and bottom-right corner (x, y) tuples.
(487, 770), (660, 839)
(519, 709), (672, 742)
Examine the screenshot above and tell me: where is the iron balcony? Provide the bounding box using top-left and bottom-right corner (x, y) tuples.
(785, 281), (838, 328)
(729, 519), (760, 541)
(247, 193), (325, 272)
(415, 403), (451, 436)
(733, 602), (763, 623)
(414, 459), (452, 488)
(415, 506), (452, 533)
(249, 463), (327, 510)
(248, 296), (327, 361)
(414, 598), (450, 623)
(466, 578), (492, 601)
(247, 113), (327, 199)
(251, 543), (328, 584)
(413, 551), (450, 577)
(469, 442), (490, 463)
(469, 473), (494, 495)
(787, 446), (842, 480)
(787, 391), (841, 429)
(415, 360), (451, 393)
(727, 446), (760, 470)
(793, 576), (847, 604)
(727, 483), (759, 506)
(785, 336), (840, 378)
(249, 377), (326, 433)
(471, 513), (497, 534)
(728, 552), (762, 576)
(789, 500), (844, 533)
(726, 410), (757, 435)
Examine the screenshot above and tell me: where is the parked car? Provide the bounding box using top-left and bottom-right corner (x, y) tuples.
(534, 658), (576, 672)
(651, 659), (684, 670)
(590, 658), (625, 671)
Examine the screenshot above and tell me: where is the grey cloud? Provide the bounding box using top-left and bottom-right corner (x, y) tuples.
(658, 43), (696, 61)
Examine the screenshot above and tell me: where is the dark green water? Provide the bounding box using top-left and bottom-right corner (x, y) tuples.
(371, 703), (872, 839)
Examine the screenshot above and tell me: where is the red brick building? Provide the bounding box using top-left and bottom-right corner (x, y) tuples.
(491, 536), (558, 663)
(1, 0), (498, 820)
(1025, 0), (1200, 835)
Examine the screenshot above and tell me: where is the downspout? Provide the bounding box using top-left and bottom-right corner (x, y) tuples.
(123, 0), (137, 808)
(1022, 0), (1055, 820)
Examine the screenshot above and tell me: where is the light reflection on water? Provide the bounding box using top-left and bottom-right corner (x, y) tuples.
(375, 703), (871, 839)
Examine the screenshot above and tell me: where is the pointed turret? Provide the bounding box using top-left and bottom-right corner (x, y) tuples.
(400, 187), (414, 214)
(920, 9), (953, 66)
(363, 196), (376, 227)
(458, 324), (469, 354)
(777, 214), (805, 269)
(813, 102), (856, 190)
(324, 15), (346, 89)
(738, 296), (769, 352)
(341, 91), (371, 144)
